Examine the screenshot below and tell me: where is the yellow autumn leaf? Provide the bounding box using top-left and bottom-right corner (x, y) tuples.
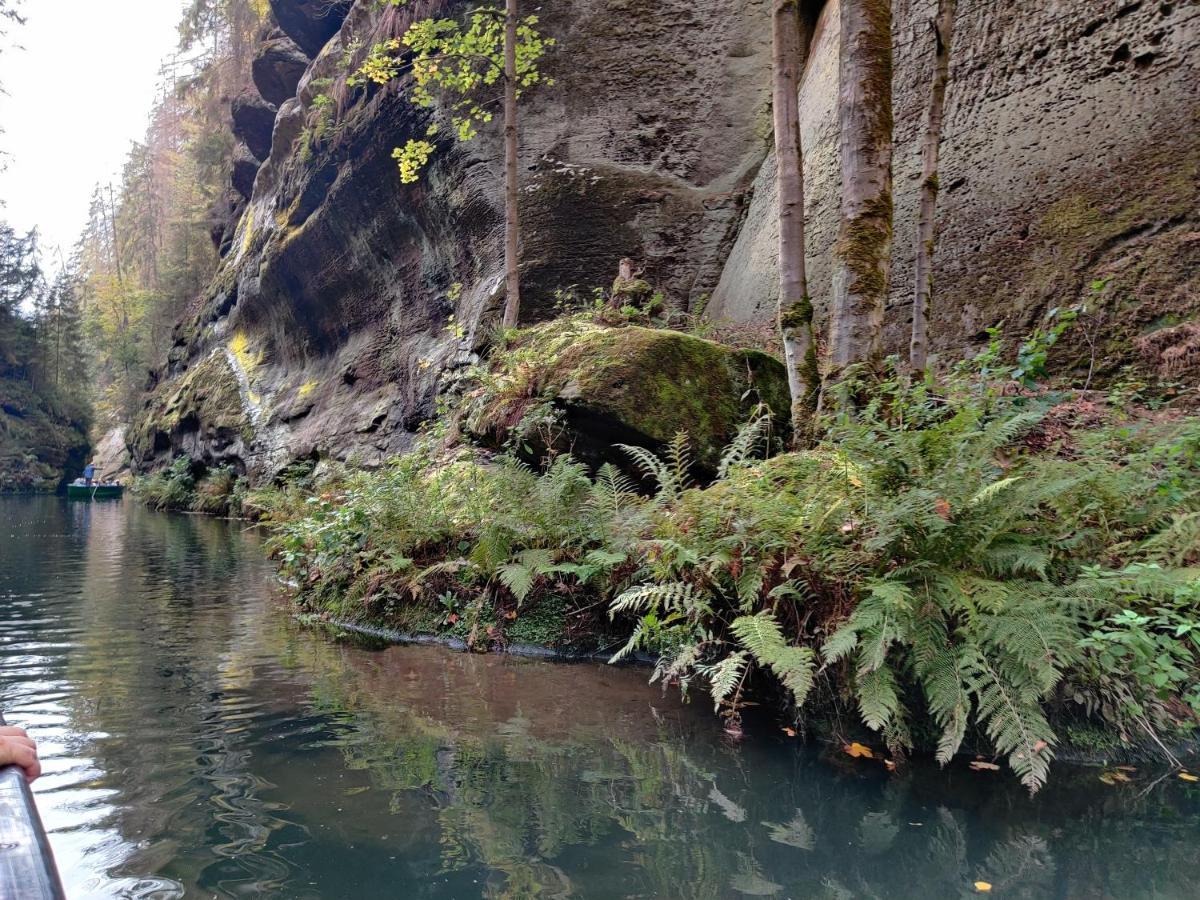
(1179, 772), (1199, 782)
(974, 882), (993, 893)
(844, 742), (874, 759)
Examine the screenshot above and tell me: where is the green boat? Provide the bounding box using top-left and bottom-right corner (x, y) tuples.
(66, 483), (124, 500)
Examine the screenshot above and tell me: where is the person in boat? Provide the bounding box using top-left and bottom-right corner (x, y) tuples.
(0, 725), (40, 782)
(83, 462), (96, 486)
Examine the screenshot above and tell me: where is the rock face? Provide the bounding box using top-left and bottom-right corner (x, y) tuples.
(231, 145), (260, 200)
(252, 33), (309, 106)
(463, 322), (791, 476)
(0, 376), (89, 492)
(268, 0), (353, 58)
(708, 0), (1200, 374)
(231, 92), (278, 162)
(132, 0), (1200, 481)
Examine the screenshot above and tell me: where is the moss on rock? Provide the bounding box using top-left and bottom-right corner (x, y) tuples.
(129, 351), (249, 472)
(465, 320), (790, 474)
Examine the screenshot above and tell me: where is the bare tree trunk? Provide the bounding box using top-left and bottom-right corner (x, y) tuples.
(910, 0), (955, 374)
(500, 0), (522, 330)
(827, 0), (893, 385)
(773, 0), (819, 439)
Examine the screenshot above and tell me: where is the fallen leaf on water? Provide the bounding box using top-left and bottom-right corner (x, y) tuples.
(782, 727), (797, 737)
(1115, 765), (1137, 772)
(969, 761), (1001, 772)
(1179, 773), (1199, 782)
(843, 742), (874, 759)
(974, 882), (993, 893)
(1099, 770), (1131, 785)
(884, 759), (897, 771)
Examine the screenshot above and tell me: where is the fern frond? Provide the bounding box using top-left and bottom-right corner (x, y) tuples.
(964, 648), (1056, 792)
(731, 612), (816, 706)
(610, 581), (700, 618)
(498, 562), (535, 603)
(708, 650), (749, 709)
(856, 666), (900, 732)
(618, 442), (675, 497)
(718, 411), (770, 480)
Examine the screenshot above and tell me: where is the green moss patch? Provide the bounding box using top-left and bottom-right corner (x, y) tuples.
(464, 320), (790, 473)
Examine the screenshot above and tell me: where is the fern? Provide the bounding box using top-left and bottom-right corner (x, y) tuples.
(619, 432), (694, 502)
(964, 647), (1056, 792)
(730, 612), (816, 706)
(707, 651), (749, 709)
(610, 581), (701, 618)
(718, 408), (771, 479)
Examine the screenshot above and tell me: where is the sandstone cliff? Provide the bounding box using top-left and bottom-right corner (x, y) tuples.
(131, 0), (1200, 479)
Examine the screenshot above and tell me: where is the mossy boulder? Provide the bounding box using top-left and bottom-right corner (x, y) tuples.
(464, 320), (790, 476)
(130, 351), (250, 473)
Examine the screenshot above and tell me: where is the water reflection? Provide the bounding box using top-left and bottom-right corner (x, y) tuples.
(0, 496), (1198, 898)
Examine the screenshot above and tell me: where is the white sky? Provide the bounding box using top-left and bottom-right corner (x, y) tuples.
(0, 0), (186, 264)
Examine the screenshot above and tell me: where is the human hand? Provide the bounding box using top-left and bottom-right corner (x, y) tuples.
(0, 726), (41, 782)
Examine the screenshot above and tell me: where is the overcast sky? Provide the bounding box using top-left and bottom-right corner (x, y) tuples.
(0, 0), (185, 264)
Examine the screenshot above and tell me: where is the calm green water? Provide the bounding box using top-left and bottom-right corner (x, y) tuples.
(1, 496), (1198, 899)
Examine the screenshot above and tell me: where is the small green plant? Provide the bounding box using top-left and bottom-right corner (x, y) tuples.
(1011, 306), (1080, 387)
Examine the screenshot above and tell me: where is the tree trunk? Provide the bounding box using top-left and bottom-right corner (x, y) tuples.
(501, 0), (522, 330)
(909, 0), (955, 374)
(773, 0), (819, 439)
(827, 0), (893, 383)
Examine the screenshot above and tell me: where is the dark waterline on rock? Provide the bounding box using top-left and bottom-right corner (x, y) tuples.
(1, 495), (1198, 899)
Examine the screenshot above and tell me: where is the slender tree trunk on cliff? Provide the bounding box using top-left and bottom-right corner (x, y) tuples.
(827, 0), (893, 388)
(910, 0), (955, 374)
(501, 0), (522, 329)
(773, 0), (819, 440)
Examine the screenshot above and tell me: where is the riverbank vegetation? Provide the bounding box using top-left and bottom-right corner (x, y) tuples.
(234, 316), (1200, 792)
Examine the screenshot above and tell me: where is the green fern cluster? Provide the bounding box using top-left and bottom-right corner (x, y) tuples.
(261, 370), (1199, 791)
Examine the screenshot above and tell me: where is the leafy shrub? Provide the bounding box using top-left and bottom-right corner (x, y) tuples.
(134, 457), (246, 516)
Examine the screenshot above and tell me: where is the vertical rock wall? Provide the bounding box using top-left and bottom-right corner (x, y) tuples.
(708, 0), (1200, 371)
(133, 0), (1200, 480)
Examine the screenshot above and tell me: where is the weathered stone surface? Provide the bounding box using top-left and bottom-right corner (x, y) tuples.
(268, 0), (353, 59)
(207, 191), (247, 257)
(463, 321), (791, 475)
(135, 0), (776, 479)
(231, 92), (278, 162)
(231, 144), (260, 200)
(708, 0), (1200, 372)
(252, 33), (309, 106)
(91, 425), (131, 484)
(134, 0), (1199, 482)
(129, 351), (251, 474)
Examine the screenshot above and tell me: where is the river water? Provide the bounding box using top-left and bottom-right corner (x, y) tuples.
(0, 495), (1198, 899)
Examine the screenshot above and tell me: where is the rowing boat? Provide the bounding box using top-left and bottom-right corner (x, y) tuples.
(65, 483), (124, 500)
